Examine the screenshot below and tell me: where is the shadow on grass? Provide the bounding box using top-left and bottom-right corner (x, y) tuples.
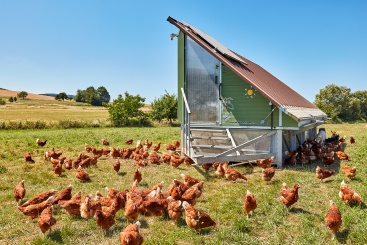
(176, 218), (187, 228)
(337, 228), (350, 244)
(349, 202), (367, 209)
(117, 172), (127, 177)
(104, 225), (121, 237)
(289, 207), (311, 214)
(283, 158), (342, 175)
(48, 229), (64, 243)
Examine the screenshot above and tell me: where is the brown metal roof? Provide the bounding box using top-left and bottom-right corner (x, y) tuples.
(167, 16), (327, 120)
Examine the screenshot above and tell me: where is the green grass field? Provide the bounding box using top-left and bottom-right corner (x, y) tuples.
(1, 102), (367, 244)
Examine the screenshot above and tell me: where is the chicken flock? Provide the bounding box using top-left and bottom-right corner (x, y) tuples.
(14, 130), (362, 242)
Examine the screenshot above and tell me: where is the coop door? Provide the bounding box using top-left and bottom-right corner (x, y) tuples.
(185, 36), (221, 125)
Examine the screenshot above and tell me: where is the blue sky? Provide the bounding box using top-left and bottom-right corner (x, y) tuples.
(1, 1), (366, 103)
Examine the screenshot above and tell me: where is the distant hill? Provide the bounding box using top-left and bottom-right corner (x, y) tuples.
(0, 89), (57, 101)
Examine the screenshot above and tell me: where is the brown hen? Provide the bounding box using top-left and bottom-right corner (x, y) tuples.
(339, 180), (363, 205)
(182, 201), (216, 230)
(14, 180), (26, 205)
(38, 205), (56, 234)
(120, 221), (144, 245)
(167, 196), (183, 222)
(58, 191), (81, 216)
(280, 182), (300, 208)
(315, 166), (335, 182)
(76, 165), (92, 182)
(325, 200), (342, 240)
(181, 173), (199, 187)
(18, 196), (55, 219)
(255, 156), (274, 169)
(262, 167), (275, 182)
(343, 164), (356, 179)
(244, 190), (257, 218)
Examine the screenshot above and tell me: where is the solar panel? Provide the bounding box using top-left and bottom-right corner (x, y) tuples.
(184, 21), (247, 65)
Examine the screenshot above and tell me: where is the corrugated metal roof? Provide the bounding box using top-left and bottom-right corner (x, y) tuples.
(167, 16), (328, 121)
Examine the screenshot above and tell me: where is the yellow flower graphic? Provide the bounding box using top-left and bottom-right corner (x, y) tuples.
(245, 88), (256, 98)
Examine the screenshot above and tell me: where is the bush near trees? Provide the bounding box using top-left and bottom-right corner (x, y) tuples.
(105, 91), (147, 126)
(55, 92), (68, 101)
(314, 84), (366, 122)
(75, 86), (110, 106)
(150, 91), (178, 124)
(17, 91), (28, 99)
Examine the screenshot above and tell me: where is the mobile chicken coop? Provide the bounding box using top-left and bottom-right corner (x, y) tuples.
(167, 16), (328, 168)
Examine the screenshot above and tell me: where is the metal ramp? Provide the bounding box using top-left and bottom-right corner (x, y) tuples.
(180, 88), (276, 166)
(183, 126), (275, 165)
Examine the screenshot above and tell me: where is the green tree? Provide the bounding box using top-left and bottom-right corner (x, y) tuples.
(17, 91), (28, 99)
(8, 97), (13, 102)
(106, 91), (146, 126)
(352, 90), (367, 120)
(75, 86), (110, 106)
(97, 86), (110, 104)
(55, 92), (68, 101)
(150, 91), (178, 124)
(13, 96), (17, 102)
(0, 99), (5, 105)
(314, 84), (360, 122)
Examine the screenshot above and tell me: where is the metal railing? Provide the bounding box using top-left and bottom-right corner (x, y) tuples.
(181, 88), (192, 157)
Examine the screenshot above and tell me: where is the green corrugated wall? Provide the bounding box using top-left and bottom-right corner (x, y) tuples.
(221, 65), (297, 127)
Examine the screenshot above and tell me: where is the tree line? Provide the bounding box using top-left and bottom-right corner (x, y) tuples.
(314, 84), (367, 122)
(5, 83), (365, 125)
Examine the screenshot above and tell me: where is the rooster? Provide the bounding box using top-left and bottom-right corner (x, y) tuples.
(36, 138), (47, 147)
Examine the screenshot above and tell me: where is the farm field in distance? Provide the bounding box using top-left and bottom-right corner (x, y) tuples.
(1, 98), (367, 244)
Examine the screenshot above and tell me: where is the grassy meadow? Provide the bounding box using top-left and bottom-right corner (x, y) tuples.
(1, 100), (367, 244)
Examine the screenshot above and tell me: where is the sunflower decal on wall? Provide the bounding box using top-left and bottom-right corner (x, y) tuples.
(245, 87), (256, 98)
